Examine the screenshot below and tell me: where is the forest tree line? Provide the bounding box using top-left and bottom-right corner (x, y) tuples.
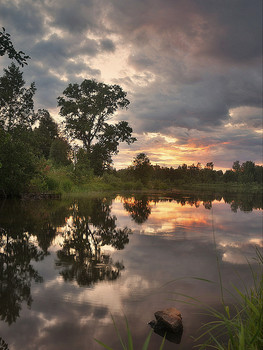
(0, 29), (262, 197)
(117, 153), (263, 187)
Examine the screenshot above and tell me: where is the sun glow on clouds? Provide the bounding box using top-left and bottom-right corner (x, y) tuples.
(113, 131), (231, 169)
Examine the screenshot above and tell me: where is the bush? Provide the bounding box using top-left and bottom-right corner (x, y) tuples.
(28, 176), (48, 193)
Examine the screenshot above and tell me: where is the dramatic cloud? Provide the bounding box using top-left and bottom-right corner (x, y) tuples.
(0, 0), (262, 168)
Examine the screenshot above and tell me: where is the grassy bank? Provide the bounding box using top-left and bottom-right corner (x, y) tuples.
(28, 165), (263, 195)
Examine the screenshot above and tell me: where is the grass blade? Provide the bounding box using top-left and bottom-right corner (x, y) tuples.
(142, 330), (153, 350)
(159, 333), (166, 350)
(111, 314), (127, 350)
(124, 315), (133, 350)
(94, 338), (113, 350)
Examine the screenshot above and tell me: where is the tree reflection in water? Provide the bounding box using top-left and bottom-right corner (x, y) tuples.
(56, 199), (132, 286)
(123, 195), (151, 224)
(0, 227), (45, 325)
(0, 199), (69, 325)
(122, 192), (262, 223)
(0, 337), (9, 350)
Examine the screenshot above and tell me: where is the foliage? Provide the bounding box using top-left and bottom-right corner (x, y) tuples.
(132, 153), (153, 185)
(0, 27), (30, 66)
(49, 138), (71, 166)
(117, 158), (263, 189)
(0, 127), (37, 196)
(33, 109), (59, 159)
(0, 63), (36, 131)
(58, 79), (136, 174)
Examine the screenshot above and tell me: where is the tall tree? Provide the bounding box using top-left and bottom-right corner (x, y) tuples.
(57, 79), (136, 174)
(33, 109), (59, 159)
(0, 63), (36, 131)
(133, 153), (152, 185)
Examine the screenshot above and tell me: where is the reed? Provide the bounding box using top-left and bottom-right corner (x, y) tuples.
(94, 314), (166, 350)
(194, 248), (263, 350)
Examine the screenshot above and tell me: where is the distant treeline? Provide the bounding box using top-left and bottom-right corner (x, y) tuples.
(117, 154), (263, 187)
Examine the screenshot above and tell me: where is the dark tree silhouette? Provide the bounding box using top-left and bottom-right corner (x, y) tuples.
(58, 79), (136, 175)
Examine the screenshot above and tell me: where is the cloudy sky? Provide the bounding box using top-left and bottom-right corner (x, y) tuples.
(1, 0), (262, 169)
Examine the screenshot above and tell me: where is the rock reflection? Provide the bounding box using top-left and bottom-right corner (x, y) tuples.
(56, 199), (132, 286)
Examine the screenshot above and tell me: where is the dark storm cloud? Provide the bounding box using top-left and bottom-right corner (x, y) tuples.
(0, 0), (45, 36)
(99, 38), (116, 53)
(106, 0), (262, 133)
(107, 0), (262, 64)
(45, 0), (105, 34)
(23, 64), (66, 108)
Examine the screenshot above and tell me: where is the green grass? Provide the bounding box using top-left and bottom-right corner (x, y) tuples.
(94, 315), (166, 350)
(194, 248), (263, 350)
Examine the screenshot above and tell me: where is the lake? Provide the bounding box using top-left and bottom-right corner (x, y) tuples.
(0, 191), (262, 349)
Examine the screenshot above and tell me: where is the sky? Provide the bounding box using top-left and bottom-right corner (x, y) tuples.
(0, 0), (262, 170)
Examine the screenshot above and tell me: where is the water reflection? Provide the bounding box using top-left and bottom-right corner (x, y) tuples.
(123, 195), (151, 223)
(0, 191), (262, 350)
(0, 199), (69, 324)
(56, 199), (132, 286)
(121, 192), (262, 227)
(0, 338), (9, 350)
(0, 227), (45, 324)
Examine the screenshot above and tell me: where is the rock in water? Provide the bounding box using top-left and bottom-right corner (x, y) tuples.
(154, 307), (183, 333)
(149, 307), (183, 343)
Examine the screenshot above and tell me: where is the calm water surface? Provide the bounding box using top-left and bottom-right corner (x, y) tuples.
(0, 192), (262, 349)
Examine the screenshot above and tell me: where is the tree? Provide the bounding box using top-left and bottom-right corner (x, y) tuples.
(33, 109), (59, 159)
(232, 160), (241, 172)
(240, 161), (256, 183)
(0, 27), (30, 66)
(90, 121), (135, 175)
(133, 153), (152, 185)
(0, 127), (36, 196)
(205, 162), (214, 170)
(57, 79), (136, 174)
(73, 148), (93, 183)
(49, 138), (71, 166)
(0, 63), (36, 131)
